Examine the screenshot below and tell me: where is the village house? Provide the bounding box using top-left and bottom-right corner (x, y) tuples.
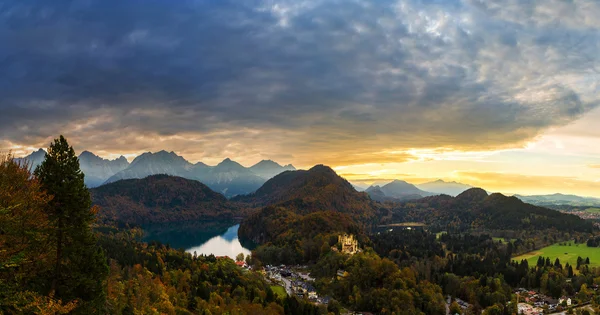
(336, 269), (348, 280)
(558, 297), (572, 306)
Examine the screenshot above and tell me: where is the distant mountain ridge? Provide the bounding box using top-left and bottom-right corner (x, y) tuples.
(79, 151), (130, 187)
(14, 149), (46, 170)
(515, 193), (600, 207)
(249, 160), (296, 179)
(16, 149), (129, 187)
(417, 179), (472, 196)
(365, 179), (436, 201)
(16, 149), (296, 197)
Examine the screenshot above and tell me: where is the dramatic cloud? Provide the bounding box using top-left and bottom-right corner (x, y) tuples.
(1, 0), (599, 166)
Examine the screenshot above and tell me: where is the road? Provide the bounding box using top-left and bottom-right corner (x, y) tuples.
(549, 302), (593, 315)
(281, 277), (293, 296)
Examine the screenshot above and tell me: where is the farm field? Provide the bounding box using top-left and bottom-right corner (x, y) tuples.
(585, 208), (600, 213)
(513, 242), (600, 268)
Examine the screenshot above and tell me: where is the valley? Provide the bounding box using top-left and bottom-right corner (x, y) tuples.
(6, 143), (600, 314)
(3, 1), (600, 313)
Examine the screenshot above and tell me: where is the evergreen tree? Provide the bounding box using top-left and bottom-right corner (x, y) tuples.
(568, 265), (574, 278)
(537, 256), (544, 268)
(35, 135), (108, 312)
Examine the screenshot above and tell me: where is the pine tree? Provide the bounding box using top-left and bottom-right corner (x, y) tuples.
(537, 256), (544, 268)
(567, 265), (574, 278)
(35, 135), (108, 312)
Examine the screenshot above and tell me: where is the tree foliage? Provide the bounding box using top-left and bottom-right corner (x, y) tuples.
(0, 153), (76, 313)
(34, 135), (109, 311)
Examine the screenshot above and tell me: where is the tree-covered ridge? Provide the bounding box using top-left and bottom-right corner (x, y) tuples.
(388, 188), (594, 233)
(235, 165), (379, 222)
(237, 165), (383, 266)
(91, 174), (241, 225)
(240, 207), (366, 264)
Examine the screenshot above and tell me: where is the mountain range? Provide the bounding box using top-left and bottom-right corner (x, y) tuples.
(82, 163), (593, 237)
(16, 149), (296, 197)
(16, 149), (130, 187)
(388, 188), (594, 233)
(238, 166), (595, 253)
(16, 149), (598, 203)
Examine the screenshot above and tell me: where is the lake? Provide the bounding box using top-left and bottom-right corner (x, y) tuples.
(142, 220), (252, 259)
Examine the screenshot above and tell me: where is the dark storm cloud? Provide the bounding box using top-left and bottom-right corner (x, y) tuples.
(1, 0), (599, 163)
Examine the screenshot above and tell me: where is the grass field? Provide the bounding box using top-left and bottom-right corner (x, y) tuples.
(585, 208), (600, 213)
(513, 241), (600, 268)
(270, 285), (287, 298)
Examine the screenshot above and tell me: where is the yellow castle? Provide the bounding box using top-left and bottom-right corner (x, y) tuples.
(338, 233), (359, 255)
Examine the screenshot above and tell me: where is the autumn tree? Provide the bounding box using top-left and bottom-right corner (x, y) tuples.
(35, 136), (108, 312)
(449, 301), (462, 314)
(0, 153), (76, 313)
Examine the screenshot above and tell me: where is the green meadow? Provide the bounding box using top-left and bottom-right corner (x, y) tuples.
(585, 208), (600, 213)
(513, 242), (600, 268)
(270, 285), (287, 298)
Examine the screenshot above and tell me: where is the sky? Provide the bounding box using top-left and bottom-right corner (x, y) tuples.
(1, 0), (600, 197)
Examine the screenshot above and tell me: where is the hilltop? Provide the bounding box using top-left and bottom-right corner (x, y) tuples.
(365, 179), (436, 201)
(91, 174), (240, 225)
(235, 164), (377, 219)
(389, 188), (594, 233)
(237, 165), (378, 258)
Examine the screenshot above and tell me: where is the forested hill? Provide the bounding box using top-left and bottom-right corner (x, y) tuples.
(237, 165), (380, 259)
(91, 174), (240, 225)
(390, 188), (595, 232)
(234, 164), (378, 220)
